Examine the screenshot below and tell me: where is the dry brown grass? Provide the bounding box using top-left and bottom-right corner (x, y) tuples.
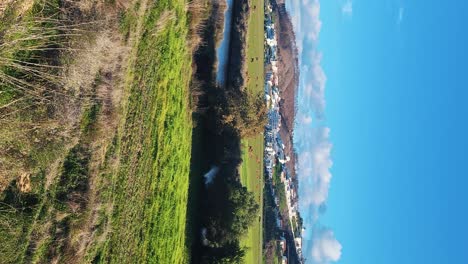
(186, 0), (209, 50)
(0, 0), (15, 15)
(18, 0), (34, 15)
(0, 0), (34, 16)
(152, 10), (176, 35)
(0, 2), (128, 190)
(63, 32), (127, 93)
(0, 1), (134, 263)
(0, 15), (93, 114)
(49, 17), (128, 264)
(0, 120), (42, 191)
(186, 0), (210, 116)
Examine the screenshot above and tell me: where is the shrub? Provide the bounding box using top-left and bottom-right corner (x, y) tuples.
(55, 145), (90, 205)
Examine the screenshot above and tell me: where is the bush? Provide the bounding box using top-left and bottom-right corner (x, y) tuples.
(201, 241), (246, 264)
(227, 182), (259, 238)
(217, 89), (267, 138)
(202, 178), (259, 262)
(55, 145), (89, 204)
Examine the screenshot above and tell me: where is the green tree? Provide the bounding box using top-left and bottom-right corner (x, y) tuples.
(227, 183), (260, 239)
(201, 241), (246, 264)
(219, 90), (267, 138)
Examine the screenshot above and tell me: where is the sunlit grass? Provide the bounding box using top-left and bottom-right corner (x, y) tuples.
(97, 0), (194, 263)
(240, 0), (265, 262)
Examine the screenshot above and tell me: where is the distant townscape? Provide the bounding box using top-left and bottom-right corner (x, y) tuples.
(263, 2), (304, 263)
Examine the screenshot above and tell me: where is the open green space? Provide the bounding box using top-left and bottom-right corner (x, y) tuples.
(240, 136), (264, 264)
(240, 0), (265, 262)
(246, 0), (265, 95)
(97, 0), (193, 263)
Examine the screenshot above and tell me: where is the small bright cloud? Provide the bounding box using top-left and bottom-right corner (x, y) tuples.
(397, 7), (404, 24)
(309, 227), (342, 264)
(302, 115), (313, 124)
(342, 0), (353, 16)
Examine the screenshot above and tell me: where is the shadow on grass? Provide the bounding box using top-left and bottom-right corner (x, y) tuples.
(185, 112), (209, 264)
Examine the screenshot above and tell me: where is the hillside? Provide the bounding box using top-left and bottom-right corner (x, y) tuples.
(0, 0), (196, 262)
(0, 0), (266, 263)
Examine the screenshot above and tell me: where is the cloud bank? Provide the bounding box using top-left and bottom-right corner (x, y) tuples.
(286, 0), (341, 262)
(288, 0), (322, 53)
(297, 127), (333, 208)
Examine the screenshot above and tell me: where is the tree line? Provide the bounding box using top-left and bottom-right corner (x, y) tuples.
(188, 0), (266, 262)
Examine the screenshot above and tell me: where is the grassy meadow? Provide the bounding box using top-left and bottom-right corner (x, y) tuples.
(97, 0), (193, 263)
(240, 0), (265, 262)
(240, 136), (264, 264)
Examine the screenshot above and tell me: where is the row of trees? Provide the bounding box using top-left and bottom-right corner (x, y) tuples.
(197, 87), (264, 262)
(188, 0), (266, 262)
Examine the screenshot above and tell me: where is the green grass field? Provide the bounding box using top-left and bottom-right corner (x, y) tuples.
(97, 0), (194, 262)
(240, 0), (265, 262)
(240, 136), (264, 264)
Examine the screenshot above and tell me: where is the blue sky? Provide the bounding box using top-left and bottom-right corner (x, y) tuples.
(289, 0), (468, 263)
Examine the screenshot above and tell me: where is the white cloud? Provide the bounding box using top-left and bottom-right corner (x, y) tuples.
(288, 0), (322, 52)
(300, 114), (313, 124)
(287, 0), (342, 262)
(309, 52), (327, 118)
(297, 51), (327, 121)
(303, 0), (322, 42)
(342, 0), (353, 16)
(309, 227), (342, 264)
(297, 127), (333, 207)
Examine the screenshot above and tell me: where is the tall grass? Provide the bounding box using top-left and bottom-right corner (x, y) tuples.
(93, 0), (194, 263)
(0, 1), (121, 263)
(0, 0), (88, 108)
(0, 206), (28, 263)
(0, 0), (79, 190)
